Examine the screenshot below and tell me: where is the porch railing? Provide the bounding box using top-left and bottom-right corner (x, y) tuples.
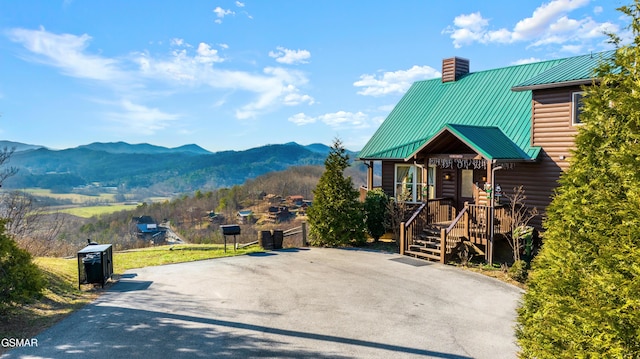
(427, 198), (456, 225)
(401, 199), (512, 263)
(399, 202), (428, 255)
(439, 203), (511, 262)
(400, 198), (455, 257)
(439, 207), (469, 263)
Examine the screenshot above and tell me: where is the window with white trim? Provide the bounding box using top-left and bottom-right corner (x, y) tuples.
(394, 164), (429, 202)
(572, 92), (584, 125)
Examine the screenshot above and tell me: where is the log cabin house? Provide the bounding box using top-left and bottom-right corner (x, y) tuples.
(357, 51), (614, 264)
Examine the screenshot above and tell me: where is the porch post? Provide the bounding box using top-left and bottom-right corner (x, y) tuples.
(399, 222), (406, 255)
(486, 162), (494, 265)
(367, 161), (374, 190)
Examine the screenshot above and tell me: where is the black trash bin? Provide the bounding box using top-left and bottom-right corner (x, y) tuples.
(259, 230), (273, 250)
(77, 244), (113, 289)
(83, 253), (102, 283)
(272, 230), (283, 250)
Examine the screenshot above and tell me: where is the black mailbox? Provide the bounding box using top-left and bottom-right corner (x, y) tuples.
(220, 225), (241, 252)
(221, 225), (241, 235)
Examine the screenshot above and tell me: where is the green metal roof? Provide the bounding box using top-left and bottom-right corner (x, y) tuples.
(410, 124), (533, 161)
(357, 57), (568, 161)
(358, 52), (610, 161)
(511, 51), (614, 91)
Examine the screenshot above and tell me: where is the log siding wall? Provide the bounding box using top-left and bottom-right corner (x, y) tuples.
(493, 86), (581, 227)
(377, 86), (583, 230)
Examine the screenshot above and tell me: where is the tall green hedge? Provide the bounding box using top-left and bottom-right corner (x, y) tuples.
(516, 3), (640, 357)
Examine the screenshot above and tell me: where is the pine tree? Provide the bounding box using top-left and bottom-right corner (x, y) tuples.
(307, 138), (366, 246)
(516, 3), (640, 357)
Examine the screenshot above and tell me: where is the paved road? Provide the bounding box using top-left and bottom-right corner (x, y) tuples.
(3, 248), (523, 358)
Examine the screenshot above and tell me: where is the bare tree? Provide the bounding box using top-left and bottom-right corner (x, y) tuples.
(385, 191), (412, 252)
(504, 185), (538, 262)
(0, 191), (66, 255)
(0, 146), (18, 185)
(0, 147), (67, 255)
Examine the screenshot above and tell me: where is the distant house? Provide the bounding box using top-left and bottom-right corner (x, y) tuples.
(207, 211), (223, 223)
(236, 210), (255, 224)
(267, 206), (292, 223)
(133, 215), (166, 242)
(264, 194), (283, 204)
(358, 52), (612, 264)
(286, 195), (305, 206)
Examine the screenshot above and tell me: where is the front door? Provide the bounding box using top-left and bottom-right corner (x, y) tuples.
(457, 169), (475, 210)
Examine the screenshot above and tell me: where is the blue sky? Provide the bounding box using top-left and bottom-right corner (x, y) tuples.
(0, 0), (629, 152)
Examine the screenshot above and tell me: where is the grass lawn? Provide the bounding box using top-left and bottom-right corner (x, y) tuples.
(56, 204), (137, 218)
(22, 188), (117, 203)
(0, 243), (263, 351)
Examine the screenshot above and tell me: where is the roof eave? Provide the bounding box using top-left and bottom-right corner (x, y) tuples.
(404, 127), (451, 161)
(511, 78), (597, 92)
(356, 156), (405, 161)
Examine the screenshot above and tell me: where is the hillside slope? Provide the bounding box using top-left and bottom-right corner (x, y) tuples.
(2, 142), (349, 193)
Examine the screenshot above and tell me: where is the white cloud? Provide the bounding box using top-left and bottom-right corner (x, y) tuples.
(7, 27), (124, 82)
(268, 47), (311, 65)
(594, 6), (603, 14)
(289, 111), (370, 129)
(138, 52), (314, 119)
(319, 111), (368, 128)
(235, 1), (245, 7)
(512, 0), (588, 40)
(354, 65), (441, 96)
(377, 104), (395, 112)
(8, 26), (315, 127)
(443, 0), (617, 52)
(213, 6), (234, 23)
(195, 42), (223, 63)
(511, 57), (543, 65)
(171, 38), (185, 47)
(288, 113), (316, 125)
(560, 44), (583, 53)
(213, 6), (234, 18)
(106, 99), (181, 135)
(453, 12), (488, 33)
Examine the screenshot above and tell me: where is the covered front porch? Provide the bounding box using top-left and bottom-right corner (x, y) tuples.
(361, 124), (538, 264)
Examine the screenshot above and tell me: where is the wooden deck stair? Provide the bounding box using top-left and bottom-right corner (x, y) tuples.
(405, 226), (446, 262)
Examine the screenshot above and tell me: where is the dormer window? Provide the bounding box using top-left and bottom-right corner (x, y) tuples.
(572, 92), (584, 125)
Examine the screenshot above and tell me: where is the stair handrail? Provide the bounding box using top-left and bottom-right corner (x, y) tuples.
(446, 206), (467, 234)
(439, 205), (469, 263)
(405, 202), (427, 228)
(400, 202), (428, 255)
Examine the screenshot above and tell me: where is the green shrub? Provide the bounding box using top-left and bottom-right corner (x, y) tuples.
(507, 260), (528, 283)
(0, 220), (45, 311)
(364, 189), (389, 241)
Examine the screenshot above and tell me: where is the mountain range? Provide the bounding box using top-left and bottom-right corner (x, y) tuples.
(0, 140), (357, 194)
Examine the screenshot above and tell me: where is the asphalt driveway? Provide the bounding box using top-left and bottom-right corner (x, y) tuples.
(2, 248), (523, 358)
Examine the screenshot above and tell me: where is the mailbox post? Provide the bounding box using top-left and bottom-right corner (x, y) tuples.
(220, 225), (241, 252)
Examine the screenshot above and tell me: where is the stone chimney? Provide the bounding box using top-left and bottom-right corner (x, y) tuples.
(442, 57), (470, 83)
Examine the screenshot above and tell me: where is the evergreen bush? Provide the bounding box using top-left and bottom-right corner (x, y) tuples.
(517, 3), (640, 357)
(364, 188), (389, 242)
(307, 139), (366, 246)
(0, 220), (45, 312)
